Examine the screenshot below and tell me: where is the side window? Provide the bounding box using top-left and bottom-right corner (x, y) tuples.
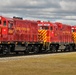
(0, 20), (1, 24)
(8, 21), (13, 28)
(50, 26), (53, 30)
(3, 21), (6, 26)
(72, 29), (74, 32)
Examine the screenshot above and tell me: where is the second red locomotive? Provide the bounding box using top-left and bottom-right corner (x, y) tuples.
(38, 21), (75, 52)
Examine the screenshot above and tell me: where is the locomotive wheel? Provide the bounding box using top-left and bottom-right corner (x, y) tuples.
(25, 46), (39, 54)
(64, 45), (74, 52)
(64, 45), (69, 52)
(25, 47), (29, 54)
(16, 52), (19, 54)
(50, 45), (57, 53)
(69, 46), (73, 52)
(2, 45), (10, 55)
(52, 46), (57, 52)
(25, 46), (32, 54)
(33, 46), (39, 54)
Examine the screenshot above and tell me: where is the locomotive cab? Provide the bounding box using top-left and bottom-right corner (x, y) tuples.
(0, 16), (14, 34)
(38, 21), (60, 52)
(0, 16), (14, 41)
(0, 16), (14, 54)
(38, 21), (60, 43)
(38, 21), (54, 43)
(0, 16), (8, 40)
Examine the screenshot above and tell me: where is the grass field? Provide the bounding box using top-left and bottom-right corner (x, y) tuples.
(0, 52), (76, 75)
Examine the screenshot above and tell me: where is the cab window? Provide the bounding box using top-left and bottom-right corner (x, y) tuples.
(3, 21), (6, 26)
(50, 26), (53, 30)
(43, 26), (49, 30)
(0, 20), (1, 24)
(72, 29), (75, 32)
(39, 26), (49, 30)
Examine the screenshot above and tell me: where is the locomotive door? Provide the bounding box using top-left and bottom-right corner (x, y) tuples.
(8, 21), (14, 33)
(8, 21), (14, 41)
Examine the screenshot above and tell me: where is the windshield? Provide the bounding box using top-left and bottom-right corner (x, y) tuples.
(39, 26), (49, 30)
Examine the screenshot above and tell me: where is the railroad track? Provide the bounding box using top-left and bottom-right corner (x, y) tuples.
(0, 50), (76, 60)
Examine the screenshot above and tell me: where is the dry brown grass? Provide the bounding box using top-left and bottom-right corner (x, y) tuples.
(0, 52), (76, 75)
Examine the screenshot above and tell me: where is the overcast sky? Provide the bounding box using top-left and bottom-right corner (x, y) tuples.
(0, 0), (76, 25)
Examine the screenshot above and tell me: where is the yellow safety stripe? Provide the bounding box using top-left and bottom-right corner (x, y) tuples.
(38, 30), (47, 42)
(72, 32), (76, 43)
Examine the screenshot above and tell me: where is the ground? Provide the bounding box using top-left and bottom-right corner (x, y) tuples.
(0, 52), (76, 75)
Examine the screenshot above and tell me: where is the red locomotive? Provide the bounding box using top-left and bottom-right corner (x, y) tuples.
(0, 16), (39, 54)
(38, 21), (75, 52)
(0, 16), (76, 55)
